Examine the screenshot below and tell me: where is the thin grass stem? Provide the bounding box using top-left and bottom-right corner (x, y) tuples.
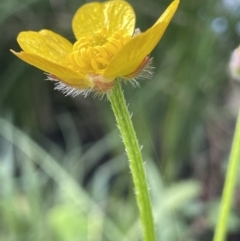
(213, 111), (240, 241)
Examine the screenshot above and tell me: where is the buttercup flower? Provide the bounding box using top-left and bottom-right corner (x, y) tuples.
(11, 0), (179, 96)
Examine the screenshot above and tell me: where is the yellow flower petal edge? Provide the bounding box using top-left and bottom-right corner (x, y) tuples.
(103, 0), (179, 79)
(16, 30), (73, 65)
(10, 50), (87, 87)
(72, 0), (135, 40)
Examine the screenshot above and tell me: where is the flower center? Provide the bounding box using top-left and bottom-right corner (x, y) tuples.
(68, 28), (131, 76)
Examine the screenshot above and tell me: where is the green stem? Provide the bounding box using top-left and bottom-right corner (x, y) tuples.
(108, 81), (156, 241)
(213, 111), (240, 241)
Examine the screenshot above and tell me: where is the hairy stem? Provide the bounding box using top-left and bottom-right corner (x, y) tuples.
(108, 81), (156, 241)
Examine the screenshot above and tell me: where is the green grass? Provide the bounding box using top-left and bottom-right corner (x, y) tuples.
(0, 117), (201, 241)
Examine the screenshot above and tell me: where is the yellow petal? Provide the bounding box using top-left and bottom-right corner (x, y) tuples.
(16, 30), (73, 65)
(10, 50), (87, 87)
(103, 0), (179, 79)
(72, 0), (135, 40)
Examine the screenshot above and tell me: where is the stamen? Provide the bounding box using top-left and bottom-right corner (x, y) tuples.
(91, 58), (100, 71)
(72, 53), (85, 68)
(68, 28), (131, 77)
(96, 57), (109, 66)
(95, 46), (109, 59)
(105, 42), (118, 56)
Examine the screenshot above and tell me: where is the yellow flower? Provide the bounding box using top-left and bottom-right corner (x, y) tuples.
(11, 0), (179, 96)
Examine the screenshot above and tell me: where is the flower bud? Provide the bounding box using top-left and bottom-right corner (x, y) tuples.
(229, 46), (240, 81)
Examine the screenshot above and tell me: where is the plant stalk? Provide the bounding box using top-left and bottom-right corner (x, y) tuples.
(213, 110), (240, 241)
(108, 81), (156, 241)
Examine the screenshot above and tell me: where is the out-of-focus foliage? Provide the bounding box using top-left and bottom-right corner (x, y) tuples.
(1, 0), (240, 240)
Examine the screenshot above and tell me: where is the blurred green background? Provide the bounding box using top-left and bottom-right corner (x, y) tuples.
(1, 0), (240, 240)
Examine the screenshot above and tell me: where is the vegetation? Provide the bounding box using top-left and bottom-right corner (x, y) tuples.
(1, 0), (240, 240)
